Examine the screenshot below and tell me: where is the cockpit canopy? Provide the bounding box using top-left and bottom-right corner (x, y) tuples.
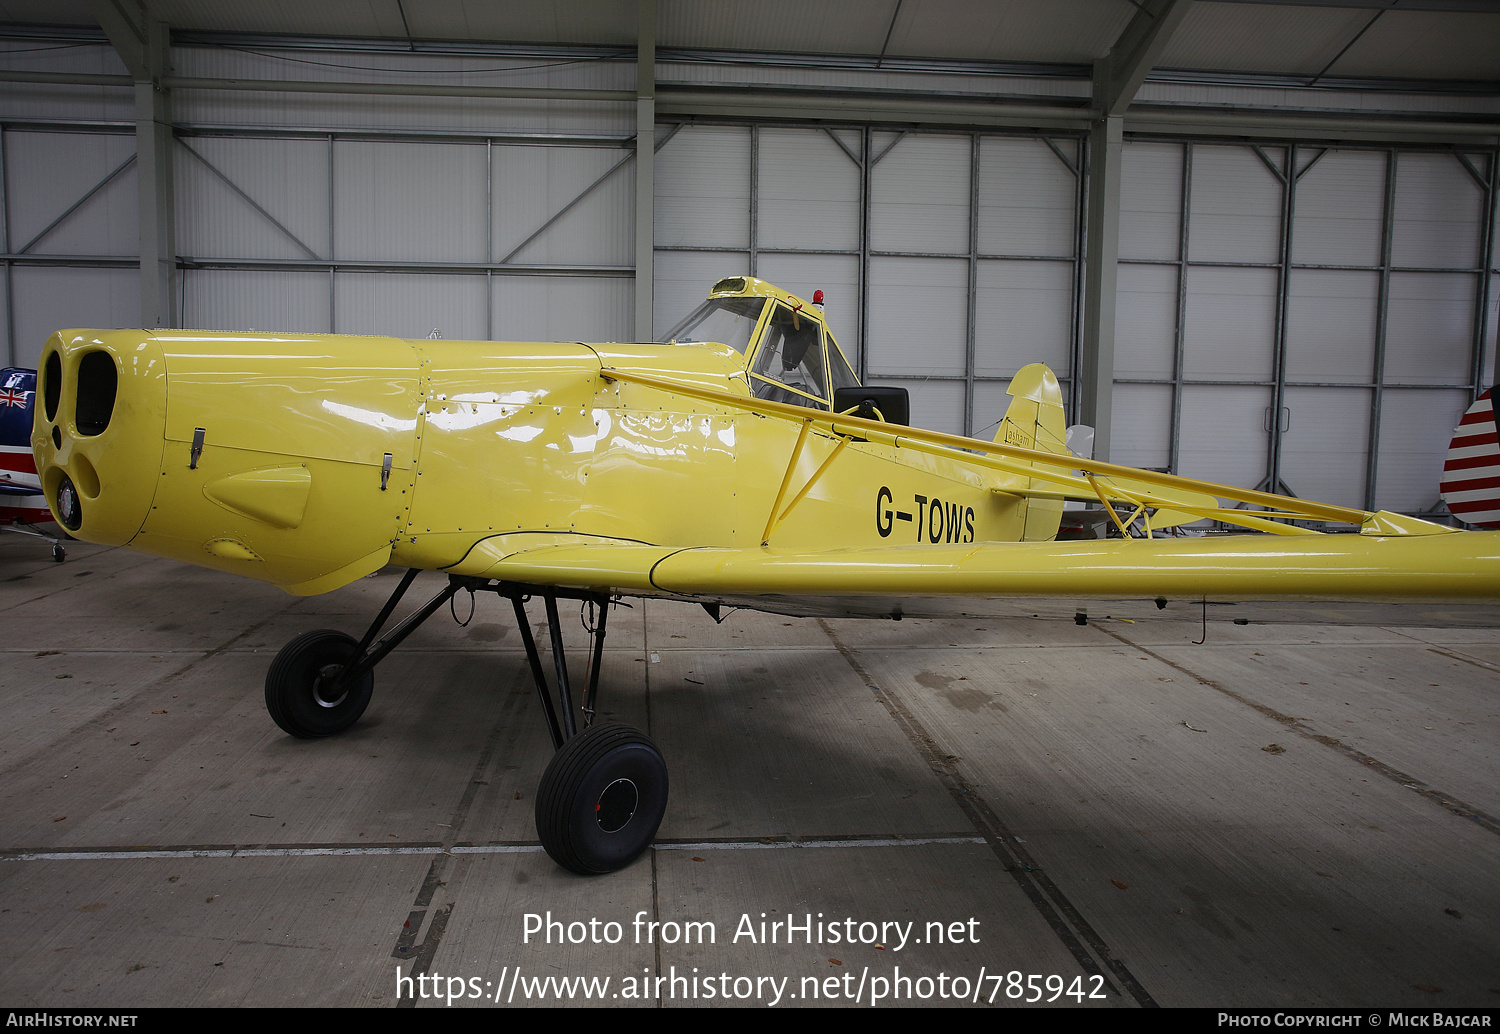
(663, 276), (860, 411)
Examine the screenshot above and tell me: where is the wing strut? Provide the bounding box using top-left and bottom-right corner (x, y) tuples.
(601, 367), (1448, 535)
(762, 417), (853, 545)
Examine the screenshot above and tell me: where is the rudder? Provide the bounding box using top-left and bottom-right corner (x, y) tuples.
(994, 364), (1069, 541)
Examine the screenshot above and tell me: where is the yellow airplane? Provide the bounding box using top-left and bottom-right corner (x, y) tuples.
(29, 275), (1500, 874)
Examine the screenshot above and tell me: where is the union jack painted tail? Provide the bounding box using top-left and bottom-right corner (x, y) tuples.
(1, 367), (53, 526)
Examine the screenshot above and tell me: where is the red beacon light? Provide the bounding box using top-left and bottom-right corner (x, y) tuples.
(812, 289), (824, 311)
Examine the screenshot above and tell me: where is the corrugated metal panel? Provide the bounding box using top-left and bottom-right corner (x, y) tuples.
(1385, 272), (1475, 386)
(661, 0), (887, 56)
(1135, 81), (1500, 116)
(492, 276), (632, 343)
(870, 134), (969, 256)
(1285, 270), (1378, 383)
(1485, 274), (1497, 389)
(1281, 386), (1371, 509)
(1177, 385), (1270, 489)
(1120, 142), (1181, 263)
(1334, 12), (1500, 81)
(905, 379), (965, 437)
(0, 82), (134, 124)
(170, 47), (634, 136)
(1161, 3), (1369, 76)
(11, 266), (139, 367)
(179, 93), (634, 138)
(976, 136), (1076, 259)
(181, 269), (330, 334)
(333, 272), (487, 340)
(0, 44), (134, 122)
(0, 3), (96, 27)
(153, 0), (407, 36)
(5, 131), (137, 257)
(973, 259), (1070, 377)
(757, 128), (859, 252)
(656, 59), (1090, 100)
(654, 126), (749, 250)
(334, 140), (487, 262)
(1109, 383), (1172, 472)
(1182, 266), (1276, 382)
(971, 379), (1013, 440)
(1115, 262), (1178, 380)
(1375, 388), (1470, 513)
(176, 136), (331, 261)
(661, 0), (1128, 62)
(1392, 153), (1483, 270)
(493, 144), (633, 265)
(168, 39), (633, 87)
(1291, 149), (1384, 269)
(1188, 145), (1283, 266)
(887, 0), (1129, 64)
(754, 252), (860, 364)
(653, 250), (748, 340)
(405, 0), (635, 44)
(865, 256), (966, 377)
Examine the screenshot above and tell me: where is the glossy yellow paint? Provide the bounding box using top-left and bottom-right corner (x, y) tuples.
(30, 278), (1500, 607)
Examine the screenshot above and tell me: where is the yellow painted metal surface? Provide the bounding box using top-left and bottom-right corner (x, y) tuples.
(30, 278), (1500, 607)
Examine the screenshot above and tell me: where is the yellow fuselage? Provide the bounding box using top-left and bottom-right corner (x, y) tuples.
(29, 271), (1500, 608)
(32, 328), (1028, 596)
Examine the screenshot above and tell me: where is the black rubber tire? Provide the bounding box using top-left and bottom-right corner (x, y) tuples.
(264, 629), (373, 738)
(536, 723), (668, 875)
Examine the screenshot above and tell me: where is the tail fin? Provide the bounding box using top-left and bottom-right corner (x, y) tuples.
(994, 364), (1069, 541)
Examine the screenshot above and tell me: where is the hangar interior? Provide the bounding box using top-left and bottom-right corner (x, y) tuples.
(2, 0), (1498, 1010)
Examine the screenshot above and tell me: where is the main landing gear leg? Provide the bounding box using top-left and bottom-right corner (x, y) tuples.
(508, 587), (666, 876)
(262, 572), (666, 875)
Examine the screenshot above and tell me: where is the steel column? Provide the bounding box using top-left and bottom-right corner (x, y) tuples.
(135, 18), (175, 328)
(1080, 115), (1124, 461)
(327, 134), (335, 333)
(1366, 148), (1398, 512)
(1, 126), (11, 367)
(485, 138), (493, 340)
(1052, 136), (1086, 426)
(1266, 144), (1296, 496)
(965, 132), (979, 435)
(633, 0), (655, 342)
(748, 124), (759, 278)
(1169, 142), (1193, 476)
(858, 127), (871, 381)
(1471, 151), (1498, 398)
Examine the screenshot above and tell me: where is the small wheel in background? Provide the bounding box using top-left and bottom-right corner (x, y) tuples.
(264, 629), (373, 738)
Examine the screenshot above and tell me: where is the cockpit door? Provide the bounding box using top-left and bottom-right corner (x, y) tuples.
(748, 302), (830, 409)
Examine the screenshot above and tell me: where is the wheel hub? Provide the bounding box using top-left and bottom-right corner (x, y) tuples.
(313, 664), (349, 708)
(595, 778), (638, 833)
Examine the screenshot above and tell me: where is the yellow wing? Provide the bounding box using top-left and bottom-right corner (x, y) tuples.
(444, 529), (1500, 611)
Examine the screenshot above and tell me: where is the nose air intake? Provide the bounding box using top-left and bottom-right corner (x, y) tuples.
(42, 350), (61, 422)
(75, 350), (118, 436)
(32, 331), (171, 548)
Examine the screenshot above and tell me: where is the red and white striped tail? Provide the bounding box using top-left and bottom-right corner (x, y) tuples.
(1441, 388), (1500, 529)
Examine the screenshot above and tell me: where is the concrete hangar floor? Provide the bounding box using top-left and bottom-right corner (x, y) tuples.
(0, 533), (1497, 1009)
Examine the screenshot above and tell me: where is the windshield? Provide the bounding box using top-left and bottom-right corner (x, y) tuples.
(663, 297), (767, 353)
